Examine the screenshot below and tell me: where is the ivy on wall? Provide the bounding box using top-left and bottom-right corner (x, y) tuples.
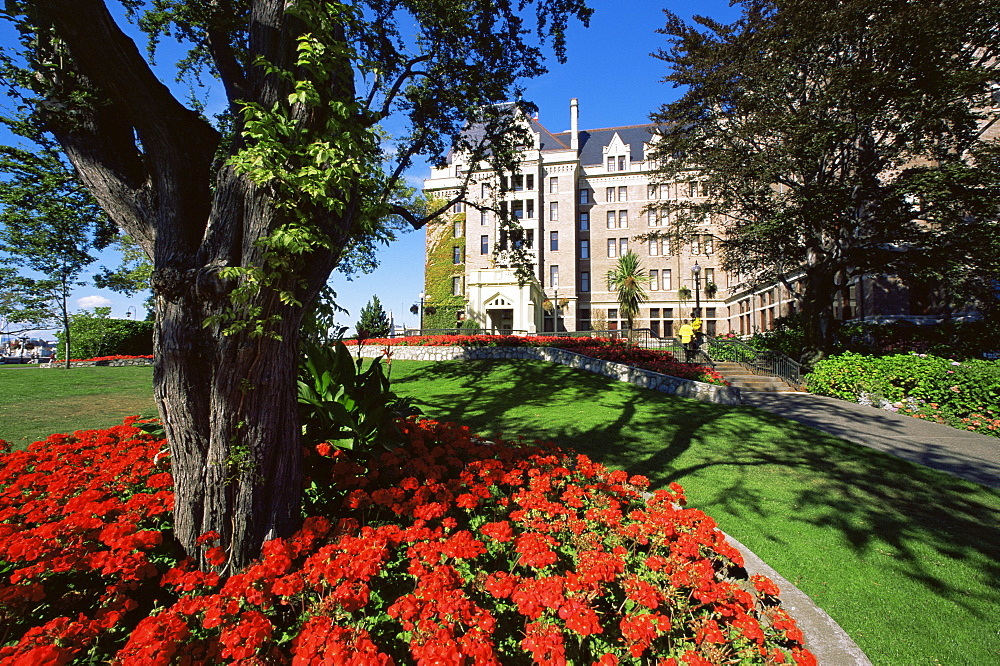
(424, 212), (468, 329)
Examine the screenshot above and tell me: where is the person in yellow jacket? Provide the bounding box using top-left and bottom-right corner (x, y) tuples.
(678, 321), (695, 362)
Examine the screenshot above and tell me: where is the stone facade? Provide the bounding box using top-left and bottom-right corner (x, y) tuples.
(353, 345), (742, 406)
(424, 99), (742, 338)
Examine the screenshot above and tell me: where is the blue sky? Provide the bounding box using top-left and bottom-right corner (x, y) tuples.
(1, 1), (740, 337)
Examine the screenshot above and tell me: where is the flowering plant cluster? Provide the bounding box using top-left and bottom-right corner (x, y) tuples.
(1, 419), (814, 664)
(807, 352), (1000, 437)
(348, 335), (728, 386)
(51, 354), (155, 363)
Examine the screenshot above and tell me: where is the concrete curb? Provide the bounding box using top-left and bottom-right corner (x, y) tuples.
(724, 533), (871, 665)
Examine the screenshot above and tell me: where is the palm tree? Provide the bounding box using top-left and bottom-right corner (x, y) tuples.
(606, 250), (649, 332)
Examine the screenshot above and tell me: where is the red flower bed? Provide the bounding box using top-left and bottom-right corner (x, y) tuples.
(350, 335), (729, 386)
(51, 355), (154, 363)
(0, 420), (813, 664)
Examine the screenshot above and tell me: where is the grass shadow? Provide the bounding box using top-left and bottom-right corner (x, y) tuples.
(390, 358), (1000, 663)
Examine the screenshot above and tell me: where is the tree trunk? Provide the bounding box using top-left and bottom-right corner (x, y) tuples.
(155, 286), (304, 572)
(799, 256), (838, 366)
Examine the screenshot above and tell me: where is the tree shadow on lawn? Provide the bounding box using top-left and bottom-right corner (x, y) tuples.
(391, 359), (1000, 621)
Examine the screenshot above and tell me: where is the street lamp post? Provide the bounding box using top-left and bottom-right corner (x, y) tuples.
(419, 292), (425, 333)
(126, 306), (137, 319)
(691, 262), (702, 319)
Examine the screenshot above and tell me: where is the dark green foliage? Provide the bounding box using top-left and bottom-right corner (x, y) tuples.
(355, 295), (391, 340)
(297, 340), (420, 454)
(53, 307), (154, 359)
(806, 352), (1000, 435)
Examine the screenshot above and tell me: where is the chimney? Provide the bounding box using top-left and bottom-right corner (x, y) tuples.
(570, 98), (579, 152)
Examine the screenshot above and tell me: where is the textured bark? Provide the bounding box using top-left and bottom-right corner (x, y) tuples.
(155, 286), (304, 569)
(31, 0), (339, 570)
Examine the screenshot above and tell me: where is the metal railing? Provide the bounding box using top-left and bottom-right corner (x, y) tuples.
(705, 337), (804, 388)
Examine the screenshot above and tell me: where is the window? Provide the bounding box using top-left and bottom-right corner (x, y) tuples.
(607, 156), (615, 171)
(513, 200), (524, 219)
(579, 189), (590, 204)
(649, 269), (659, 290)
(454, 164), (461, 177)
(549, 265), (559, 288)
(663, 269), (672, 291)
(452, 246), (461, 264)
(480, 235), (489, 254)
(549, 177), (558, 193)
(688, 181), (698, 197)
(579, 212), (589, 231)
(649, 239), (659, 256)
(618, 186), (627, 202)
(550, 231), (559, 251)
(549, 201), (558, 221)
(705, 268), (715, 290)
(513, 175), (524, 191)
(607, 211), (616, 229)
(648, 185), (658, 199)
(608, 308), (619, 331)
(618, 210), (628, 228)
(580, 271), (590, 292)
(480, 210), (488, 226)
(647, 210), (659, 226)
(453, 202), (463, 213)
(660, 184), (670, 199)
(526, 175), (534, 190)
(481, 183), (490, 198)
(618, 155), (625, 171)
(705, 236), (714, 254)
(452, 276), (462, 296)
(580, 239), (589, 259)
(606, 187), (615, 202)
(526, 199), (534, 219)
(607, 239), (617, 258)
(691, 236), (701, 255)
(619, 237), (628, 256)
(706, 307), (717, 335)
(453, 220), (463, 237)
(663, 237), (672, 256)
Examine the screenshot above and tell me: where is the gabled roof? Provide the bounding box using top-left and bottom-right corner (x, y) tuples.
(548, 124), (657, 165)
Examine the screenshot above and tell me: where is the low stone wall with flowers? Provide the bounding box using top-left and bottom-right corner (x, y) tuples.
(40, 358), (154, 368)
(356, 345), (743, 406)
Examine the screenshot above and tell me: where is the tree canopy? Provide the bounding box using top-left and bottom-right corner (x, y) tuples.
(0, 115), (116, 365)
(649, 0), (1000, 360)
(0, 0), (592, 569)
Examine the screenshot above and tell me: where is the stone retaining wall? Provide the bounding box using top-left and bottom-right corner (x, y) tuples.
(355, 345), (742, 405)
(39, 359), (154, 368)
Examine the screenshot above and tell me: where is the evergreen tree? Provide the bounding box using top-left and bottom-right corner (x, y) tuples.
(355, 295), (391, 339)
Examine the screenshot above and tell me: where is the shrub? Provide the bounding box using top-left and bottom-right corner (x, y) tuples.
(53, 307), (153, 360)
(0, 419), (815, 664)
(806, 352), (1000, 437)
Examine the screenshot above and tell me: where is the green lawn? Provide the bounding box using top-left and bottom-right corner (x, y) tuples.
(0, 365), (157, 448)
(1, 359), (998, 664)
(385, 359), (1000, 666)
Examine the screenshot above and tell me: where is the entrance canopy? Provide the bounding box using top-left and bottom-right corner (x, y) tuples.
(466, 269), (543, 334)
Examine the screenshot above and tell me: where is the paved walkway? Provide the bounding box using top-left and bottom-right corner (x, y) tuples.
(741, 391), (1000, 489)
